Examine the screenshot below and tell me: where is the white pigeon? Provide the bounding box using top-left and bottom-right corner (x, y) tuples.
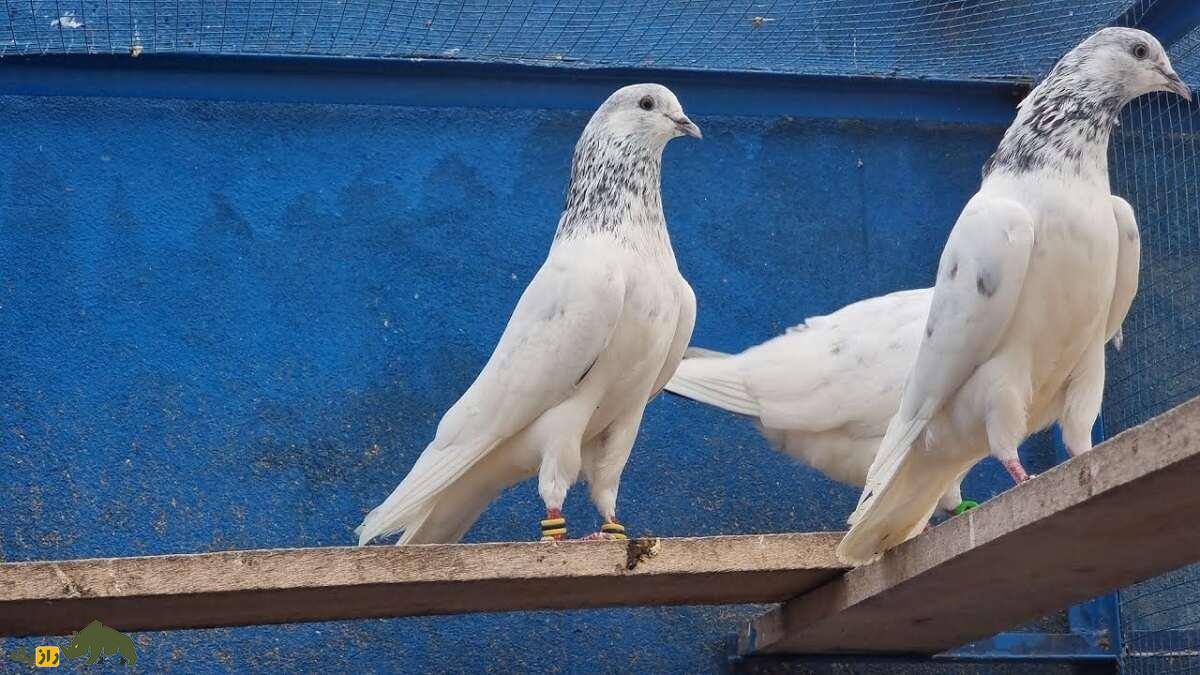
(357, 84), (701, 546)
(838, 27), (1188, 565)
(665, 289), (976, 516)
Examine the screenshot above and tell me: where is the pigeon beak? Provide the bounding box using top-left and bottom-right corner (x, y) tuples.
(670, 114), (702, 139)
(1159, 66), (1192, 101)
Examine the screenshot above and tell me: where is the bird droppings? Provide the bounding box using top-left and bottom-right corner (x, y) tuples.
(50, 12), (83, 28)
(51, 563), (85, 598)
(625, 537), (661, 570)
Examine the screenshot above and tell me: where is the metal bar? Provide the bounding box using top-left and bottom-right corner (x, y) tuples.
(1119, 0), (1200, 49)
(0, 53), (1028, 124)
(941, 631), (1118, 662)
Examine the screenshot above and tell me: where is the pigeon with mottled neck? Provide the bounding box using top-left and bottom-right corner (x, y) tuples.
(357, 84), (701, 545)
(838, 27), (1189, 565)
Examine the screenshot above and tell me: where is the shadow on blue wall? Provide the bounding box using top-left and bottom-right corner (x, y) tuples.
(0, 94), (1067, 672)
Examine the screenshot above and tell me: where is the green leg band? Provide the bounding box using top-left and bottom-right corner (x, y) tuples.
(953, 499), (980, 516)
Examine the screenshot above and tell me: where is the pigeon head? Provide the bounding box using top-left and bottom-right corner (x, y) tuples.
(984, 28), (1190, 180)
(554, 84), (697, 245)
(1068, 28), (1190, 102)
(587, 83), (702, 146)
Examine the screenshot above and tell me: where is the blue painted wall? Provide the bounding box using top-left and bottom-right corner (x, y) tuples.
(1, 71), (1073, 672)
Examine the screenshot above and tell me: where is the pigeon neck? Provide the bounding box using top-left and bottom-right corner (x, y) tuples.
(983, 66), (1124, 185)
(554, 133), (671, 251)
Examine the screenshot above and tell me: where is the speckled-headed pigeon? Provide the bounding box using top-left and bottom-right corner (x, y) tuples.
(357, 84), (701, 545)
(839, 27), (1188, 565)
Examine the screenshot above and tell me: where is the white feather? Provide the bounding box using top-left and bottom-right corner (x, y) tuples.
(666, 289), (965, 510)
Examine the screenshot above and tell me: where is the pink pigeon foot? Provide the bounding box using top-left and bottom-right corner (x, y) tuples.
(1004, 459), (1031, 484)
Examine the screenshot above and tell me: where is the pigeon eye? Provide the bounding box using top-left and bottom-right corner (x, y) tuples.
(638, 96), (655, 111)
(1131, 43), (1149, 60)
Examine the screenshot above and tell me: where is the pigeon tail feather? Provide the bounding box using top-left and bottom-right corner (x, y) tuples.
(359, 439), (519, 546)
(838, 428), (970, 565)
(663, 353), (759, 416)
(683, 346), (732, 360)
(356, 436), (498, 545)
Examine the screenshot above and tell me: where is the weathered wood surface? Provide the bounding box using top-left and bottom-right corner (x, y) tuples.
(9, 396), (1196, 646)
(0, 533), (844, 636)
(742, 395), (1200, 656)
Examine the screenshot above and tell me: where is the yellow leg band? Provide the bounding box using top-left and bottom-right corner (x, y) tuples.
(540, 513), (567, 539)
(601, 522), (627, 539)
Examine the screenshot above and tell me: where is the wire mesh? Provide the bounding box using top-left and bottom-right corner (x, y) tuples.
(3, 0), (1200, 669)
(0, 0), (1138, 80)
(1106, 22), (1200, 675)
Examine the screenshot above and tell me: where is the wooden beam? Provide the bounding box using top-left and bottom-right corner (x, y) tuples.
(742, 395), (1200, 656)
(0, 533), (843, 637)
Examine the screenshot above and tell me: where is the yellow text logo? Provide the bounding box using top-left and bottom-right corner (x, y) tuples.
(34, 646), (59, 668)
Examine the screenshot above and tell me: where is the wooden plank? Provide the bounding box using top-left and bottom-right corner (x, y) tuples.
(742, 395), (1200, 656)
(0, 533), (844, 637)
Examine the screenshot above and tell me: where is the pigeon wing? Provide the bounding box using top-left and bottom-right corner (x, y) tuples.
(855, 197), (1036, 516)
(357, 245), (626, 542)
(1106, 195), (1140, 348)
(649, 280), (697, 400)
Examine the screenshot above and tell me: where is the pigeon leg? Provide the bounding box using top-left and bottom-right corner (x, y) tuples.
(537, 438), (581, 541)
(580, 517), (627, 541)
(1061, 341), (1105, 457)
(1003, 459), (1031, 484)
(540, 508), (567, 541)
(580, 409), (640, 540)
(988, 387), (1033, 485)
